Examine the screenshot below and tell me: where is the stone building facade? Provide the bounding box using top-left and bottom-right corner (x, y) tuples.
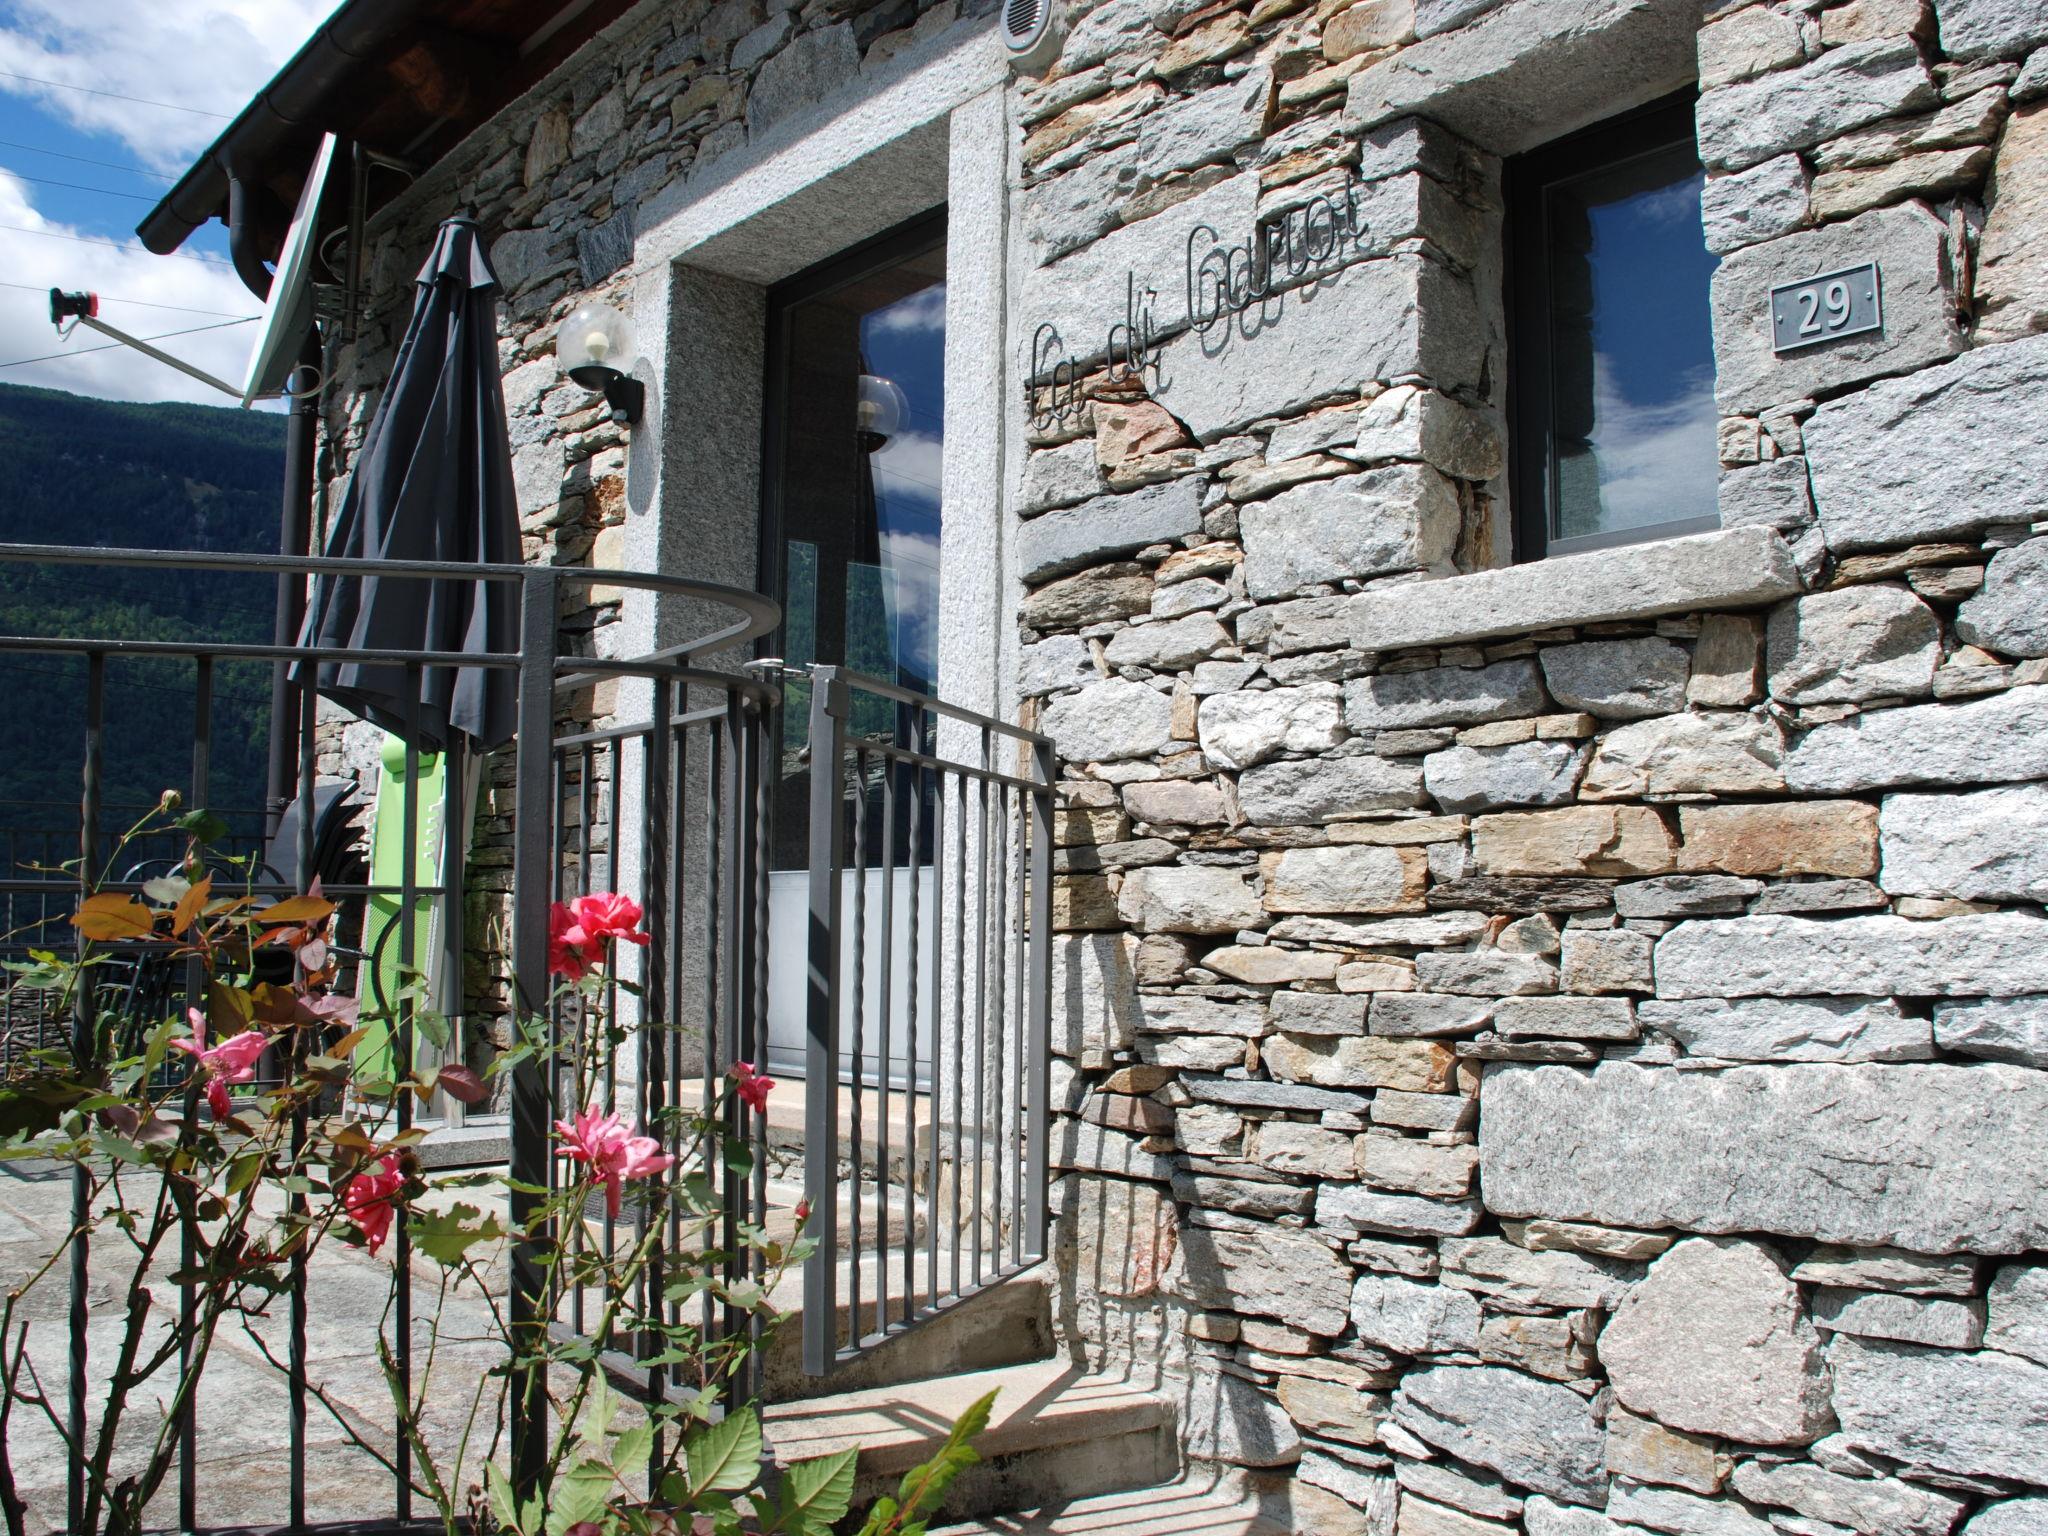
(320, 0), (2048, 1529)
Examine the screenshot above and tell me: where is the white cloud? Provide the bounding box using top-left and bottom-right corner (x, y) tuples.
(0, 0), (342, 170)
(1572, 355), (1718, 533)
(867, 284), (946, 337)
(0, 170), (269, 405)
(873, 427), (943, 503)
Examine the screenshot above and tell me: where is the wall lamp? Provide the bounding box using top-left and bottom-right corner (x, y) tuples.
(557, 301), (644, 425)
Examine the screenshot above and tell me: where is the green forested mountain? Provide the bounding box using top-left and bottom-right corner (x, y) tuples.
(0, 383), (286, 841)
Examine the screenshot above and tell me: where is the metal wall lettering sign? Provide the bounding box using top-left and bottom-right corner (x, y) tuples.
(1028, 173), (1374, 429)
(1769, 261), (1882, 353)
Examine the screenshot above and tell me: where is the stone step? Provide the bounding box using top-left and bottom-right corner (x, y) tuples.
(927, 1469), (1292, 1535)
(763, 1358), (1179, 1523)
(761, 1258), (1055, 1402)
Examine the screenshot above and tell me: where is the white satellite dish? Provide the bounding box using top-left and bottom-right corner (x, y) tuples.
(240, 132), (338, 408)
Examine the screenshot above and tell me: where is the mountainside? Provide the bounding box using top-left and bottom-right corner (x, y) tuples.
(0, 383), (287, 839)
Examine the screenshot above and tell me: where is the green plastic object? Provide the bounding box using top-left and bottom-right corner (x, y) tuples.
(357, 732), (449, 1079)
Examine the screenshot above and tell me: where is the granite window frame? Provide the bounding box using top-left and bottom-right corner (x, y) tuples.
(1504, 89), (1722, 564)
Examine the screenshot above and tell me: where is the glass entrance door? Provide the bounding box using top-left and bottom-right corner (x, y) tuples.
(761, 213), (946, 1086)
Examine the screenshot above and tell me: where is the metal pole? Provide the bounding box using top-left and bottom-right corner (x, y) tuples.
(802, 669), (847, 1375)
(67, 653), (103, 1536)
(265, 337), (321, 837)
(508, 568), (560, 1496)
(1025, 739), (1054, 1257)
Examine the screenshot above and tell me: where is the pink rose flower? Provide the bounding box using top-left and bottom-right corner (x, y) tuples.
(728, 1061), (774, 1114)
(166, 1008), (267, 1121)
(553, 1105), (674, 1219)
(343, 1152), (405, 1256)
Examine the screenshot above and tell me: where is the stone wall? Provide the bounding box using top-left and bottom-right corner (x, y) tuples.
(1024, 0), (2048, 1531)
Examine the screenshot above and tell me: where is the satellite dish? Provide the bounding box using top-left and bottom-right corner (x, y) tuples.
(241, 132), (338, 408)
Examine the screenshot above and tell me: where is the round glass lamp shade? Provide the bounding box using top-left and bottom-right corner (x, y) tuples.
(559, 302), (634, 388)
(856, 373), (907, 450)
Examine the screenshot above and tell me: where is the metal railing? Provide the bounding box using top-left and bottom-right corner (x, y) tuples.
(800, 666), (1054, 1376)
(0, 543), (1059, 1526)
(0, 542), (778, 1533)
(541, 659), (776, 1414)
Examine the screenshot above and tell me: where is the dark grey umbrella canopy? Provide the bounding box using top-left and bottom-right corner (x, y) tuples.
(302, 215), (522, 752)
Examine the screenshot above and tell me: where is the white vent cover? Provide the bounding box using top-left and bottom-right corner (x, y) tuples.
(1002, 0), (1061, 70)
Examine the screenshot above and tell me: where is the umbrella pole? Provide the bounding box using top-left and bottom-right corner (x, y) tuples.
(266, 334), (322, 837)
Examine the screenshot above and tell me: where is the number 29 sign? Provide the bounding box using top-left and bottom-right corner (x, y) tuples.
(1769, 261), (1882, 353)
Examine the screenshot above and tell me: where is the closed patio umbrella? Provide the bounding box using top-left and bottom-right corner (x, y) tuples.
(300, 214), (521, 752)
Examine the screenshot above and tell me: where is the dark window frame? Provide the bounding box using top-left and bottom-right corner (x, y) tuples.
(1504, 90), (1718, 564)
(755, 204), (949, 652)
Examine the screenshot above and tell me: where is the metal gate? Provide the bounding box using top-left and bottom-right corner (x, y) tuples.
(798, 666), (1054, 1376)
(0, 545), (1051, 1529)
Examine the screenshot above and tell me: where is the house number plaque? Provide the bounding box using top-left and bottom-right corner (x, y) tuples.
(1769, 261), (1882, 353)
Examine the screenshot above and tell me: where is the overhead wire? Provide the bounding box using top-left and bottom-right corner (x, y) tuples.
(0, 280), (252, 318)
(0, 137), (173, 180)
(0, 314), (256, 370)
(0, 167), (157, 203)
(0, 222), (234, 265)
(0, 70), (230, 119)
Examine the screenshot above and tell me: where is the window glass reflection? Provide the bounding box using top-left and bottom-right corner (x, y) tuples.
(1544, 142), (1719, 546)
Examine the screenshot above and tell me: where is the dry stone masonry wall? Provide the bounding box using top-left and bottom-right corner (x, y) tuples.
(1025, 0), (2048, 1532)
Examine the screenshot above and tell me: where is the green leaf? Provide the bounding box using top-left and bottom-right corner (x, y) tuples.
(684, 1405), (762, 1498)
(543, 1456), (612, 1536)
(225, 1150), (266, 1196)
(856, 1390), (996, 1536)
(611, 1421), (654, 1479)
(140, 1014), (176, 1082)
(176, 808), (230, 845)
(410, 1202), (508, 1267)
(484, 1464), (517, 1532)
(782, 1447), (858, 1532)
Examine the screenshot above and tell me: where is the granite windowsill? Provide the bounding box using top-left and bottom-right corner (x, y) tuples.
(1348, 526), (1804, 651)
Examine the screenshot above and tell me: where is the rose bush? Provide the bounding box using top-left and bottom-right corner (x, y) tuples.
(0, 802), (987, 1536)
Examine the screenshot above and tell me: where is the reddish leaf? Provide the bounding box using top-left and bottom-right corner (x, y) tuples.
(435, 1065), (488, 1105)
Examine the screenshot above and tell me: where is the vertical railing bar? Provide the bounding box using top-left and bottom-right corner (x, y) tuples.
(1013, 774), (1029, 1270)
(973, 726), (990, 1289)
(601, 738), (620, 1284)
(290, 675), (317, 1529)
(701, 719), (724, 1362)
(438, 738), (468, 1130)
(66, 653), (103, 1536)
(508, 566), (562, 1500)
(177, 654), (212, 1532)
(875, 735), (895, 1340)
(748, 696), (772, 1400)
(901, 743), (922, 1327)
(801, 671), (846, 1375)
(642, 683), (672, 1477)
(925, 754), (943, 1313)
(949, 767), (964, 1301)
(983, 782), (999, 1286)
(1026, 740), (1054, 1260)
(392, 669), (423, 1523)
(569, 742), (593, 1335)
(848, 744), (867, 1349)
(667, 710), (688, 1350)
(717, 698), (749, 1373)
(550, 743), (569, 1323)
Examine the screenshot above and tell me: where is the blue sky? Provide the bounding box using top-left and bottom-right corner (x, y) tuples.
(0, 0), (339, 405)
